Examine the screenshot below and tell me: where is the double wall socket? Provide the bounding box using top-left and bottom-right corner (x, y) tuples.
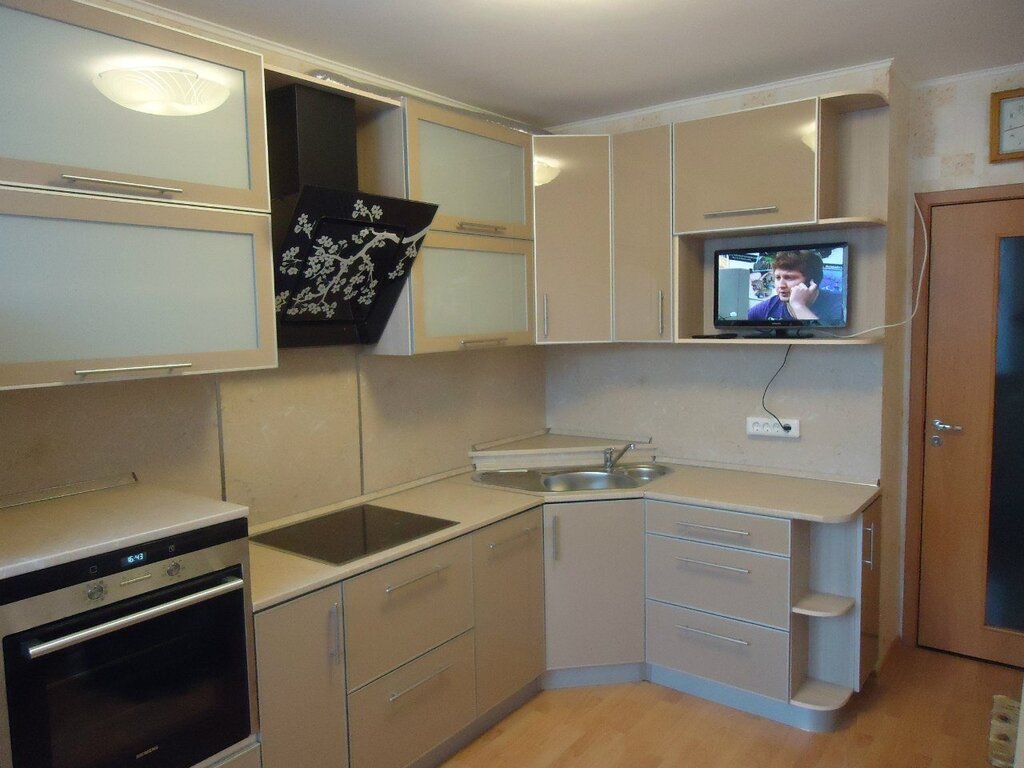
(746, 417), (801, 439)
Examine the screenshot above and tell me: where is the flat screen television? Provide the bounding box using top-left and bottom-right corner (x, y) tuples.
(713, 242), (849, 336)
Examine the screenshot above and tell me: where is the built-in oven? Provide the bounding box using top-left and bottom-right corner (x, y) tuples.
(0, 518), (258, 768)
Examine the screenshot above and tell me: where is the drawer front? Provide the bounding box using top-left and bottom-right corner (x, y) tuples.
(646, 500), (790, 556)
(646, 600), (790, 700)
(646, 535), (790, 629)
(348, 630), (476, 768)
(344, 537), (473, 691)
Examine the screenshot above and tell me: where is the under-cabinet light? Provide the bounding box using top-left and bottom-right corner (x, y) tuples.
(93, 67), (229, 116)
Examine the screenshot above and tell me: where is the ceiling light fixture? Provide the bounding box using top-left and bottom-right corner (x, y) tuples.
(93, 67), (230, 117)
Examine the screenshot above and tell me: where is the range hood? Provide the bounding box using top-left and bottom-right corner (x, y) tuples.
(267, 84), (437, 346)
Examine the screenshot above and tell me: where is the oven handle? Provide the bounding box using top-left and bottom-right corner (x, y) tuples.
(24, 577), (245, 660)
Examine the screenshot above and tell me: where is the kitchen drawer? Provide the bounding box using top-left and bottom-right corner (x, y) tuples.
(646, 500), (790, 556)
(344, 537), (473, 691)
(646, 600), (790, 700)
(348, 630), (476, 768)
(646, 534), (790, 629)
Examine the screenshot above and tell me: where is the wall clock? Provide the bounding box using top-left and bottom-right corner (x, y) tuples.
(990, 87), (1024, 163)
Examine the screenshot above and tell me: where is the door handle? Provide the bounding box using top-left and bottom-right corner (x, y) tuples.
(932, 418), (963, 433)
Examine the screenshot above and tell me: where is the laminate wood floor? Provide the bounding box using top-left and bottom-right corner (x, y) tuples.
(443, 644), (1022, 767)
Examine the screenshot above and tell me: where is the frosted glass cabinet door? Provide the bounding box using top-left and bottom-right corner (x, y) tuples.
(0, 188), (276, 389)
(0, 0), (269, 211)
(411, 232), (534, 353)
(406, 100), (532, 240)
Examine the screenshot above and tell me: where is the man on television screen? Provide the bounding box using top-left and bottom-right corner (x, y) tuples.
(747, 250), (844, 324)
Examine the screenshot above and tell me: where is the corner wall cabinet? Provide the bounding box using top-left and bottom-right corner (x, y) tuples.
(405, 99), (532, 241)
(0, 0), (269, 211)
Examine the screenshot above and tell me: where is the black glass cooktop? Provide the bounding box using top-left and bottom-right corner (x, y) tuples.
(251, 504), (458, 566)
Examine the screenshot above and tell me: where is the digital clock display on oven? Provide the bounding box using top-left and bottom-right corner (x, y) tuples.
(120, 551), (147, 568)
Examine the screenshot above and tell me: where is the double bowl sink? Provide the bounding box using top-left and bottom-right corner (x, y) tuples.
(471, 463), (670, 493)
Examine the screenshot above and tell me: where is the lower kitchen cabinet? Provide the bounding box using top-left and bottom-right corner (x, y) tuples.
(254, 585), (348, 768)
(544, 500), (645, 670)
(472, 508), (545, 714)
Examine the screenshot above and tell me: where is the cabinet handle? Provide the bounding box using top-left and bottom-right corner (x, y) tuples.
(460, 337), (508, 348)
(863, 523), (876, 571)
(658, 290), (665, 338)
(703, 205), (778, 219)
(384, 564), (450, 594)
(388, 663), (452, 703)
(61, 173), (184, 195)
(674, 556), (750, 574)
(550, 515), (560, 561)
(488, 526), (538, 551)
(543, 294), (550, 339)
(675, 521), (750, 537)
(75, 363), (193, 376)
(329, 602), (342, 665)
(456, 221), (507, 235)
(674, 624), (750, 646)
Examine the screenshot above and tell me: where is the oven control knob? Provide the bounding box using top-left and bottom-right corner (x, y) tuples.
(86, 582), (106, 601)
(166, 562), (182, 577)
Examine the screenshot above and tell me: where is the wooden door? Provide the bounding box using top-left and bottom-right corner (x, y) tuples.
(918, 198), (1024, 666)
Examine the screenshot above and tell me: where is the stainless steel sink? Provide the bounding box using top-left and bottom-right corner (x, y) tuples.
(471, 463), (671, 493)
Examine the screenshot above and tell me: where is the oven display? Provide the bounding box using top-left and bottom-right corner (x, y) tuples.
(120, 551), (147, 568)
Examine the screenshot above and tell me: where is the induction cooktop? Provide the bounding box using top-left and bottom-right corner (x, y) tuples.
(251, 504), (458, 566)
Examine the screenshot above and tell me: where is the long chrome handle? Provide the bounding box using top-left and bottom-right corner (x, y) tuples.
(932, 418), (963, 433)
(460, 337), (508, 348)
(75, 363), (193, 376)
(329, 602), (342, 664)
(488, 526), (538, 551)
(658, 290), (665, 338)
(456, 221), (506, 235)
(384, 564), (450, 595)
(863, 523), (876, 571)
(675, 624), (749, 646)
(674, 556), (750, 574)
(388, 663), (452, 703)
(26, 577), (243, 660)
(551, 515), (560, 561)
(543, 294), (550, 339)
(676, 521), (750, 537)
(703, 205), (778, 219)
(61, 173), (184, 195)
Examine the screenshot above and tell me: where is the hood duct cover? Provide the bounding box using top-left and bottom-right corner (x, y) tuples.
(274, 186), (437, 346)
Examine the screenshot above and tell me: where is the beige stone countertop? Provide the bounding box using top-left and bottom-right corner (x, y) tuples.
(0, 482), (248, 580)
(249, 477), (540, 611)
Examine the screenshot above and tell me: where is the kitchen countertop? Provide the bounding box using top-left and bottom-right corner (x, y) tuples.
(0, 480), (248, 580)
(250, 462), (878, 611)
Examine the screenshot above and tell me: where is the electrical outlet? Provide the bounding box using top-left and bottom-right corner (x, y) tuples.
(746, 417), (801, 439)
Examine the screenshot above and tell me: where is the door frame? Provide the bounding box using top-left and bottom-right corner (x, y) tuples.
(904, 182), (1024, 644)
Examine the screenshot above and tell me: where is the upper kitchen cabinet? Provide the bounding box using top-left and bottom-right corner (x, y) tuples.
(0, 0), (269, 212)
(406, 99), (533, 240)
(612, 126), (673, 342)
(534, 134), (612, 343)
(674, 99), (818, 234)
(0, 188), (276, 390)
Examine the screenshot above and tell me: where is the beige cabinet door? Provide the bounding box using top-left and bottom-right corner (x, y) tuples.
(255, 586), (348, 768)
(406, 99), (532, 240)
(674, 99), (818, 233)
(612, 126), (673, 341)
(534, 135), (612, 342)
(544, 500), (645, 669)
(473, 508), (545, 714)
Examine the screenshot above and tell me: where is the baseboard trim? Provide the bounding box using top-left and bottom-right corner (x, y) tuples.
(542, 662), (645, 689)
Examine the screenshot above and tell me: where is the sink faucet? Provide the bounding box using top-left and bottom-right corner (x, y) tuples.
(603, 442), (637, 471)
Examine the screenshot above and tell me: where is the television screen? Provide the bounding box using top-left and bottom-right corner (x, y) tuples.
(714, 242), (849, 332)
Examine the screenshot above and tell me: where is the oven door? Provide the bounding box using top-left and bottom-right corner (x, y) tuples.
(3, 566), (251, 768)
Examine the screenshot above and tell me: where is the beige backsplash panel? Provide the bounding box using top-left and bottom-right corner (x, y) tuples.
(545, 344), (882, 484)
(359, 347), (546, 493)
(0, 376), (221, 498)
(219, 347), (362, 527)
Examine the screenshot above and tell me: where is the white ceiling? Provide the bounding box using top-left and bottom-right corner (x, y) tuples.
(145, 0), (1024, 127)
